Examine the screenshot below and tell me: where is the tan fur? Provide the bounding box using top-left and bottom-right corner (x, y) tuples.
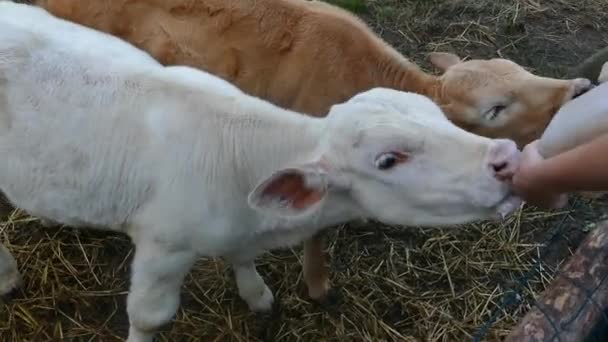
(31, 0), (591, 302)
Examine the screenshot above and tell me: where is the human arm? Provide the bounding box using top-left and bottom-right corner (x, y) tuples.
(511, 133), (608, 208)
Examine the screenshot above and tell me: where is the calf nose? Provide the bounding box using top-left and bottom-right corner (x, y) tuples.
(487, 139), (519, 180)
(571, 78), (593, 98)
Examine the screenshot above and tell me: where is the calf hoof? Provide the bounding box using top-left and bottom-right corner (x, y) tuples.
(313, 287), (340, 307)
(254, 297), (281, 320)
(0, 274), (22, 303)
(247, 285), (275, 313)
(1, 286), (20, 302)
(307, 279), (331, 303)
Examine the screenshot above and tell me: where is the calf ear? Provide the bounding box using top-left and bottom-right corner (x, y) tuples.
(428, 52), (462, 72)
(248, 164), (328, 218)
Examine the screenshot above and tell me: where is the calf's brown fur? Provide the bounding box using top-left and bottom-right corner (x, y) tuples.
(31, 0), (592, 302)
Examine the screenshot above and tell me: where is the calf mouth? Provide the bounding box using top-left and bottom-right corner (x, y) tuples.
(493, 193), (522, 220)
(572, 83), (595, 99)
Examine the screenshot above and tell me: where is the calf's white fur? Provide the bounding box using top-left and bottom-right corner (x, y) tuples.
(0, 2), (521, 341)
(599, 62), (608, 84)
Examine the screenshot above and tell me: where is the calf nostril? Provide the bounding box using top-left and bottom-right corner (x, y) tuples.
(492, 161), (508, 174)
(489, 140), (518, 179)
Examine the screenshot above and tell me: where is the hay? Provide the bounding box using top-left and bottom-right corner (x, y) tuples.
(2, 0), (608, 341)
(2, 199), (607, 341)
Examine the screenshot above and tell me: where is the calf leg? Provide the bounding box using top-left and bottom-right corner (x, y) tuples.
(231, 260), (274, 312)
(0, 243), (21, 300)
(126, 240), (195, 342)
(303, 234), (330, 302)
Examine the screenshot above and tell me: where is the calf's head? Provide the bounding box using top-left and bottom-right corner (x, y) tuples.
(429, 53), (593, 147)
(248, 88), (521, 228)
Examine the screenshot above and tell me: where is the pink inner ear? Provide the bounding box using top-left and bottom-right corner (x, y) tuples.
(261, 172), (325, 210)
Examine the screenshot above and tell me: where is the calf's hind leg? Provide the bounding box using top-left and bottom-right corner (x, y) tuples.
(126, 238), (196, 342)
(303, 233), (330, 302)
(0, 243), (21, 300)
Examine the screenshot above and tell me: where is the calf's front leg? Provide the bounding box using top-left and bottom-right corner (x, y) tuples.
(0, 243), (21, 300)
(126, 239), (196, 342)
(303, 233), (330, 302)
(231, 260), (274, 312)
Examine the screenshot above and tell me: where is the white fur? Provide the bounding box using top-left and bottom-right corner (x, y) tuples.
(0, 3), (520, 341)
(0, 243), (20, 295)
(599, 62), (608, 84)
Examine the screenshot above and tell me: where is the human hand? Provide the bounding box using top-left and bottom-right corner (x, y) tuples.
(511, 140), (568, 209)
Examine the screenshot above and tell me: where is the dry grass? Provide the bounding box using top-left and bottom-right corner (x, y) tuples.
(2, 198), (607, 341)
(2, 0), (608, 341)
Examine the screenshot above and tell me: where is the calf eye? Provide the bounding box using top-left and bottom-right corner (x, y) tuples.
(375, 151), (408, 170)
(484, 105), (507, 121)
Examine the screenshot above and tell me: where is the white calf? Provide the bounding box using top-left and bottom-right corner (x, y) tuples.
(0, 2), (521, 341)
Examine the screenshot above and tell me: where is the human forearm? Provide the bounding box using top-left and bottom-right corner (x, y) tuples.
(524, 133), (608, 193)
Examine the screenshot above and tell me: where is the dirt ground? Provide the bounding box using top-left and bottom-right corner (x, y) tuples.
(2, 0), (608, 341)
